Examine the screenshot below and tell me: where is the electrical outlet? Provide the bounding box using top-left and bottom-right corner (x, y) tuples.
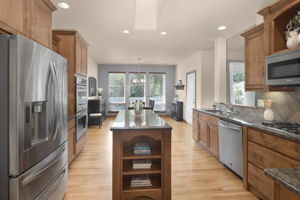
(257, 99), (264, 107)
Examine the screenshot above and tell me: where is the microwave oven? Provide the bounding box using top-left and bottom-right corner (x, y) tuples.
(266, 48), (300, 86)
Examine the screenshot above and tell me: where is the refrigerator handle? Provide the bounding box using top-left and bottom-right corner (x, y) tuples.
(50, 62), (60, 141)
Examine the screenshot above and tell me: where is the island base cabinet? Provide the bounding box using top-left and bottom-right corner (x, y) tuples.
(112, 129), (171, 200)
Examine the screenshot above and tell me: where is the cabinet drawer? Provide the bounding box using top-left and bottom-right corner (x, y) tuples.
(248, 128), (300, 162)
(198, 112), (218, 126)
(248, 141), (300, 170)
(248, 163), (274, 200)
(276, 183), (300, 200)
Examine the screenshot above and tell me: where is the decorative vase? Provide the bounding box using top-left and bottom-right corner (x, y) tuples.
(264, 109), (275, 121)
(287, 30), (299, 49)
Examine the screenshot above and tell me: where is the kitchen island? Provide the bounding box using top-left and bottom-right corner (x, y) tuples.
(110, 110), (172, 200)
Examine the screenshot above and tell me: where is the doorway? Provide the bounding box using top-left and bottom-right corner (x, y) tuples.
(186, 71), (196, 124)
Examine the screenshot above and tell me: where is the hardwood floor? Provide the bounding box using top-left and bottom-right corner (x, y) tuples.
(63, 116), (257, 200)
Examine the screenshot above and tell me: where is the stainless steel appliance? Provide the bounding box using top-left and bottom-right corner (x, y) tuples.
(75, 74), (88, 141)
(76, 74), (88, 113)
(219, 120), (243, 177)
(0, 34), (68, 200)
(266, 48), (300, 86)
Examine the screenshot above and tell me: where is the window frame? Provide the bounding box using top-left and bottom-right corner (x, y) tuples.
(128, 72), (146, 104)
(149, 72), (166, 112)
(108, 72), (126, 112)
(227, 60), (255, 107)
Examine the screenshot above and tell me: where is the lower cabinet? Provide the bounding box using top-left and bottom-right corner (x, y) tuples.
(199, 120), (209, 147)
(68, 127), (76, 163)
(67, 119), (76, 164)
(244, 127), (300, 200)
(208, 124), (219, 157)
(192, 110), (219, 158)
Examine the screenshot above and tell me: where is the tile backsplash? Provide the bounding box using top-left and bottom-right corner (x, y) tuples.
(217, 88), (300, 124)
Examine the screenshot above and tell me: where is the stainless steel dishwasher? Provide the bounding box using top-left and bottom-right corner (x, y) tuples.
(219, 119), (243, 177)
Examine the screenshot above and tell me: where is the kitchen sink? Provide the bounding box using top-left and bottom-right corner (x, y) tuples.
(204, 109), (236, 117)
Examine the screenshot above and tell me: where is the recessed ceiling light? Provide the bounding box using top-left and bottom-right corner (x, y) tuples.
(57, 2), (70, 9)
(217, 26), (227, 31)
(160, 31), (168, 35)
(123, 30), (130, 34)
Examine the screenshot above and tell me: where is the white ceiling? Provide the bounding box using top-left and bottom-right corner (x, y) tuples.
(51, 0), (277, 65)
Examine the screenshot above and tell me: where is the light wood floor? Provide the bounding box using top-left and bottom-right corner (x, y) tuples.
(63, 116), (257, 200)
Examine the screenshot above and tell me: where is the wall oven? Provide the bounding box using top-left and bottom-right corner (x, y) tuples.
(76, 110), (88, 141)
(75, 74), (88, 141)
(266, 48), (300, 86)
(75, 75), (88, 112)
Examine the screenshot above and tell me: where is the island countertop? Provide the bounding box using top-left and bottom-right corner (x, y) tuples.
(110, 110), (172, 131)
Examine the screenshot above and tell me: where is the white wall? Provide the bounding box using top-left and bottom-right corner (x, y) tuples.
(176, 50), (215, 120)
(87, 56), (98, 97)
(214, 38), (227, 103)
(87, 56), (98, 80)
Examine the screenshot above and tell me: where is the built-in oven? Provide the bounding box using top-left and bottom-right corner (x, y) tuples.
(266, 48), (300, 86)
(75, 75), (88, 113)
(75, 74), (88, 141)
(76, 110), (88, 141)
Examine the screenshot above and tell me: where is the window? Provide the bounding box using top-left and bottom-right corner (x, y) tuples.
(129, 73), (146, 103)
(109, 73), (125, 111)
(228, 61), (255, 106)
(149, 73), (166, 111)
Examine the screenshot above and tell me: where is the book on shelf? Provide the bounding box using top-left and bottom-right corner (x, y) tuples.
(133, 159), (152, 169)
(133, 142), (151, 155)
(130, 175), (152, 187)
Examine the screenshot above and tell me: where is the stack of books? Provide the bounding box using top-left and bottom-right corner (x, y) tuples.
(133, 159), (152, 169)
(133, 142), (151, 155)
(130, 175), (152, 187)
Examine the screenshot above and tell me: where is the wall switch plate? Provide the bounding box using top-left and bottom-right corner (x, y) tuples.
(257, 99), (264, 108)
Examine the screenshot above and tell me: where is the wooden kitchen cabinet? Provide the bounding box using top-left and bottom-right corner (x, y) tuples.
(208, 124), (219, 157)
(0, 0), (56, 48)
(28, 0), (55, 48)
(52, 30), (89, 118)
(67, 119), (76, 164)
(243, 126), (300, 200)
(241, 24), (266, 91)
(0, 0), (27, 35)
(75, 34), (88, 76)
(192, 110), (199, 142)
(193, 110), (219, 158)
(199, 120), (209, 148)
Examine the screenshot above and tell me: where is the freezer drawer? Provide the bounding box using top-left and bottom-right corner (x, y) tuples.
(9, 142), (67, 200)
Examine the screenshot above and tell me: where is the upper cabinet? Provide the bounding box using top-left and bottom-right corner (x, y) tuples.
(241, 0), (299, 92)
(0, 0), (56, 48)
(28, 0), (56, 48)
(241, 24), (266, 91)
(0, 0), (27, 35)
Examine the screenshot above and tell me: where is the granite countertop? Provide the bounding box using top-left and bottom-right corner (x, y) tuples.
(110, 110), (172, 131)
(264, 168), (300, 196)
(193, 108), (300, 143)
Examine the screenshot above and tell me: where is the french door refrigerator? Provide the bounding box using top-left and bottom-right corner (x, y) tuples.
(0, 34), (68, 200)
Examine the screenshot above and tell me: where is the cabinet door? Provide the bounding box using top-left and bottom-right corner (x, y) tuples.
(199, 121), (209, 147)
(81, 44), (87, 76)
(75, 38), (82, 74)
(242, 24), (266, 91)
(68, 127), (75, 163)
(209, 125), (219, 157)
(192, 111), (199, 141)
(0, 0), (27, 34)
(29, 0), (53, 48)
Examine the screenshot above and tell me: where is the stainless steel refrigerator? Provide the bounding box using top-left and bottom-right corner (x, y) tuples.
(0, 34), (68, 200)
